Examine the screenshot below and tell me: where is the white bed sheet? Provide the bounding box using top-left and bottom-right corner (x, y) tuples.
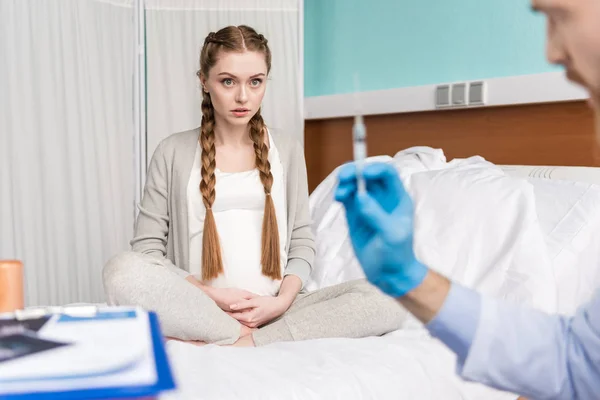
(162, 331), (516, 400)
(49, 304), (516, 399)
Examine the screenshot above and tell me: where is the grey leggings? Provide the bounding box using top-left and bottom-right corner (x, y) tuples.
(102, 252), (406, 346)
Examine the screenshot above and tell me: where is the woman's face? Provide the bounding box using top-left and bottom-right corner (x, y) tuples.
(201, 50), (268, 128)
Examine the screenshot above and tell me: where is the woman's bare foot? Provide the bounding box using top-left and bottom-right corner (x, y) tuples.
(232, 333), (255, 347)
(219, 325), (257, 347)
(240, 324), (257, 337)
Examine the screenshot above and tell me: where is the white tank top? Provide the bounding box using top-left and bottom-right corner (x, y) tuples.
(187, 132), (288, 296)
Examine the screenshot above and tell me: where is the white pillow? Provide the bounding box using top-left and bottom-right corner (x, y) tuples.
(409, 163), (557, 313)
(526, 178), (600, 314)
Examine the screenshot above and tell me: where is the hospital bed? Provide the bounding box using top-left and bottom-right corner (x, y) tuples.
(158, 99), (600, 399)
(40, 158), (597, 399)
(156, 156), (600, 400)
(30, 158), (598, 400)
(150, 100), (600, 400)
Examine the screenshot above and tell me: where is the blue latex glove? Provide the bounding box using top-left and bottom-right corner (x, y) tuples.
(334, 162), (428, 298)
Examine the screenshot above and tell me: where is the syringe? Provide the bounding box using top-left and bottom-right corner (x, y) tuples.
(353, 114), (367, 193)
(352, 73), (367, 193)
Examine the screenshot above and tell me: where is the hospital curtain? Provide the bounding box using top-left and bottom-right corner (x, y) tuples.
(0, 0), (136, 306)
(0, 0), (304, 307)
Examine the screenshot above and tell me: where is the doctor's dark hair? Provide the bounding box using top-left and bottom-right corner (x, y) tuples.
(195, 25), (280, 283)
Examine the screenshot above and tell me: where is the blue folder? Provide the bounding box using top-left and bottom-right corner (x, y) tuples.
(0, 311), (176, 400)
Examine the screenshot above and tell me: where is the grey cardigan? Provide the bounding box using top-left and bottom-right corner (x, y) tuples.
(130, 128), (316, 288)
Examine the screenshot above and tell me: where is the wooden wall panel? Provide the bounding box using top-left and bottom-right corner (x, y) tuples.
(304, 100), (596, 192)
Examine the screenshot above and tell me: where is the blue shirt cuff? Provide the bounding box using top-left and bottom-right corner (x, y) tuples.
(426, 283), (482, 369)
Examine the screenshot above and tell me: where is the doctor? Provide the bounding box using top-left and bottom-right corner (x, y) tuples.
(335, 0), (600, 399)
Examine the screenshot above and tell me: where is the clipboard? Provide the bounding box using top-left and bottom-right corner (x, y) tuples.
(0, 311), (176, 400)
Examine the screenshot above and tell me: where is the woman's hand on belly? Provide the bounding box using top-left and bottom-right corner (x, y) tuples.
(199, 287), (259, 314)
(209, 287), (262, 312)
(227, 296), (288, 328)
(186, 276), (260, 312)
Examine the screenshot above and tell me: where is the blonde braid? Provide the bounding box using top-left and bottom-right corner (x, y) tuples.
(199, 93), (224, 281)
(249, 111), (281, 280)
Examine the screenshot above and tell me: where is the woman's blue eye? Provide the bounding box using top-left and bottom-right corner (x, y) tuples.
(222, 78), (234, 86)
(250, 79), (262, 87)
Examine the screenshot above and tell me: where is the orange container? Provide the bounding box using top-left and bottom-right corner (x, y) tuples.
(0, 260), (24, 313)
